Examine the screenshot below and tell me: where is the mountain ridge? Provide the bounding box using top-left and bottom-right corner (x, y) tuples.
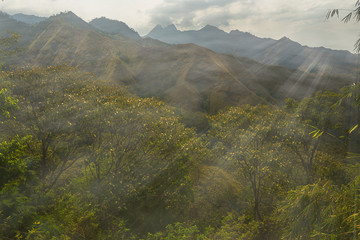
(146, 23), (359, 76)
(2, 11), (354, 113)
(11, 13), (47, 25)
(89, 17), (141, 39)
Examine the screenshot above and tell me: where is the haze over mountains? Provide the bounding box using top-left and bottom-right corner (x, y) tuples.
(0, 11), (357, 113)
(146, 24), (359, 76)
(11, 13), (47, 25)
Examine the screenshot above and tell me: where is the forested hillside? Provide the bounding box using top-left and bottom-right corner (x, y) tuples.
(0, 10), (359, 240)
(2, 12), (354, 114)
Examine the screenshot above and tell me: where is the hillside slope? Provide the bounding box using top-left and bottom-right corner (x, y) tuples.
(10, 12), (353, 113)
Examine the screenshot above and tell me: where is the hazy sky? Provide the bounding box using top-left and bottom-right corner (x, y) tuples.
(0, 0), (359, 52)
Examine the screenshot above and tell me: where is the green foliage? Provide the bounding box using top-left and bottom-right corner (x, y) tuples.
(202, 214), (261, 240)
(284, 98), (299, 114)
(24, 216), (66, 240)
(0, 31), (21, 60)
(0, 64), (357, 239)
(2, 66), (104, 184)
(0, 65), (203, 237)
(294, 91), (344, 131)
(0, 88), (18, 119)
(0, 186), (36, 239)
(0, 136), (35, 189)
(146, 222), (201, 240)
(282, 92), (348, 185)
(340, 83), (360, 109)
(208, 105), (291, 222)
(278, 177), (360, 239)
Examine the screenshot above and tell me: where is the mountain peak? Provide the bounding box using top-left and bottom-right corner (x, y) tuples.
(147, 24), (165, 37)
(45, 11), (94, 30)
(89, 17), (140, 39)
(90, 17), (126, 25)
(61, 11), (75, 16)
(278, 36), (301, 45)
(279, 36), (292, 42)
(54, 11), (79, 19)
(50, 11), (86, 24)
(200, 24), (220, 31)
(153, 24), (163, 30)
(164, 24), (177, 31)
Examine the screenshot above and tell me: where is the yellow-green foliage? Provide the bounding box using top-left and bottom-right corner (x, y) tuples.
(0, 65), (358, 240)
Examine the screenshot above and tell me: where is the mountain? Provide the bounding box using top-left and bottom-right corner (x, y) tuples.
(146, 24), (228, 48)
(89, 17), (140, 39)
(5, 12), (353, 113)
(11, 13), (47, 25)
(19, 17), (267, 113)
(146, 24), (359, 76)
(45, 11), (93, 30)
(0, 12), (30, 35)
(147, 24), (182, 38)
(0, 12), (39, 45)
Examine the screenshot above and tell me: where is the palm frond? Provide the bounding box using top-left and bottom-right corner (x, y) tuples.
(354, 38), (360, 53)
(355, 6), (360, 21)
(326, 9), (339, 20)
(342, 12), (352, 22)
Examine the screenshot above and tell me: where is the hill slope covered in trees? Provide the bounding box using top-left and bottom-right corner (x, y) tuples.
(0, 10), (359, 240)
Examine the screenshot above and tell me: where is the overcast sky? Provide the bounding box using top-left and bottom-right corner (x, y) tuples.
(0, 0), (359, 52)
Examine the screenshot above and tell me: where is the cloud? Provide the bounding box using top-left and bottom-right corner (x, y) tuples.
(149, 0), (350, 29)
(149, 0), (248, 28)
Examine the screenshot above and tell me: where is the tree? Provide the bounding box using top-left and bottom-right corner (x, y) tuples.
(326, 2), (360, 159)
(1, 65), (96, 188)
(0, 90), (32, 190)
(0, 88), (17, 120)
(208, 105), (289, 222)
(278, 178), (360, 239)
(79, 89), (199, 233)
(0, 31), (21, 69)
(283, 92), (348, 184)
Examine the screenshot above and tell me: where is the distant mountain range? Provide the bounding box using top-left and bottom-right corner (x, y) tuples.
(11, 13), (47, 25)
(0, 11), (356, 113)
(3, 12), (358, 76)
(146, 24), (359, 76)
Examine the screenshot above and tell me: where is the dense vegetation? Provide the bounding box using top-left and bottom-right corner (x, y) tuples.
(0, 63), (359, 239)
(0, 24), (360, 239)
